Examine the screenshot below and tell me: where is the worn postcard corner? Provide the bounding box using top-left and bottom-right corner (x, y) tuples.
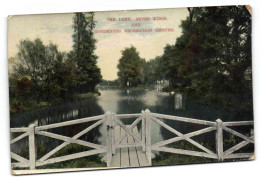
(249, 153), (255, 160)
(8, 15), (14, 20)
(11, 170), (18, 176)
(245, 5), (252, 14)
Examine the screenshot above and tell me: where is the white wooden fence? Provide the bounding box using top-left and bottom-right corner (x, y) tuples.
(10, 109), (254, 169)
(11, 114), (106, 169)
(149, 111), (254, 163)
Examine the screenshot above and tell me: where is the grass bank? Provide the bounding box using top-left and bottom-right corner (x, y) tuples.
(152, 137), (254, 166)
(10, 91), (101, 114)
(12, 143), (106, 170)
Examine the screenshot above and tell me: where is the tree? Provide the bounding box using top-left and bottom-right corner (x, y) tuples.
(117, 46), (144, 87)
(48, 61), (81, 102)
(15, 76), (34, 100)
(70, 12), (102, 92)
(13, 38), (63, 102)
(158, 6), (252, 111)
(143, 57), (163, 85)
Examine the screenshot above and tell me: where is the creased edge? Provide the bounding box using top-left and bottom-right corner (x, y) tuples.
(245, 5), (252, 15)
(249, 152), (255, 160)
(11, 170), (17, 176)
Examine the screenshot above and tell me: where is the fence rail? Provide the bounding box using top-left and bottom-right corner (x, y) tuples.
(10, 109), (254, 169)
(11, 115), (105, 169)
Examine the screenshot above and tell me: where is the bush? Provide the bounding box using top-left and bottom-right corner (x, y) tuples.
(10, 99), (25, 113)
(162, 86), (171, 92)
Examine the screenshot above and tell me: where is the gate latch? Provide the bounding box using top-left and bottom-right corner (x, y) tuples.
(107, 125), (114, 130)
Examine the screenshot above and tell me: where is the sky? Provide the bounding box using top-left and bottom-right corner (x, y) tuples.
(8, 8), (189, 80)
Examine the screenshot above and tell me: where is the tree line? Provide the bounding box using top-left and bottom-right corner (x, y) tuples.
(116, 46), (163, 87)
(117, 6), (252, 113)
(9, 12), (102, 113)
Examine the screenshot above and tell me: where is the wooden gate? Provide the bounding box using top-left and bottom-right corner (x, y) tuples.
(105, 111), (147, 167)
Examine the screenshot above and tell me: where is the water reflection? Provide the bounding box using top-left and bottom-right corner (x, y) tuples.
(11, 98), (105, 155)
(175, 93), (185, 110)
(11, 98), (104, 128)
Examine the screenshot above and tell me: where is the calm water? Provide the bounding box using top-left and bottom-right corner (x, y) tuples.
(10, 89), (253, 155)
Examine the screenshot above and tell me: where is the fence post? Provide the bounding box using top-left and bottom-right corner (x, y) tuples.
(216, 119), (224, 161)
(28, 124), (36, 169)
(141, 110), (146, 152)
(106, 111), (113, 167)
(145, 109), (152, 166)
(112, 113), (116, 155)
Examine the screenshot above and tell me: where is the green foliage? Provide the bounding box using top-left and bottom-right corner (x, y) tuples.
(12, 39), (64, 103)
(39, 143), (105, 169)
(10, 76), (33, 113)
(116, 49), (164, 87)
(152, 140), (216, 166)
(10, 99), (25, 113)
(143, 57), (163, 85)
(156, 6), (252, 112)
(76, 92), (101, 100)
(99, 80), (120, 87)
(117, 46), (145, 87)
(153, 134), (253, 166)
(70, 12), (102, 92)
(15, 76), (34, 101)
(47, 61), (82, 102)
(162, 86), (171, 92)
(9, 12), (103, 113)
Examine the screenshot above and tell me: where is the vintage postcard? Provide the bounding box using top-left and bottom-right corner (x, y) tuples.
(8, 5), (254, 175)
